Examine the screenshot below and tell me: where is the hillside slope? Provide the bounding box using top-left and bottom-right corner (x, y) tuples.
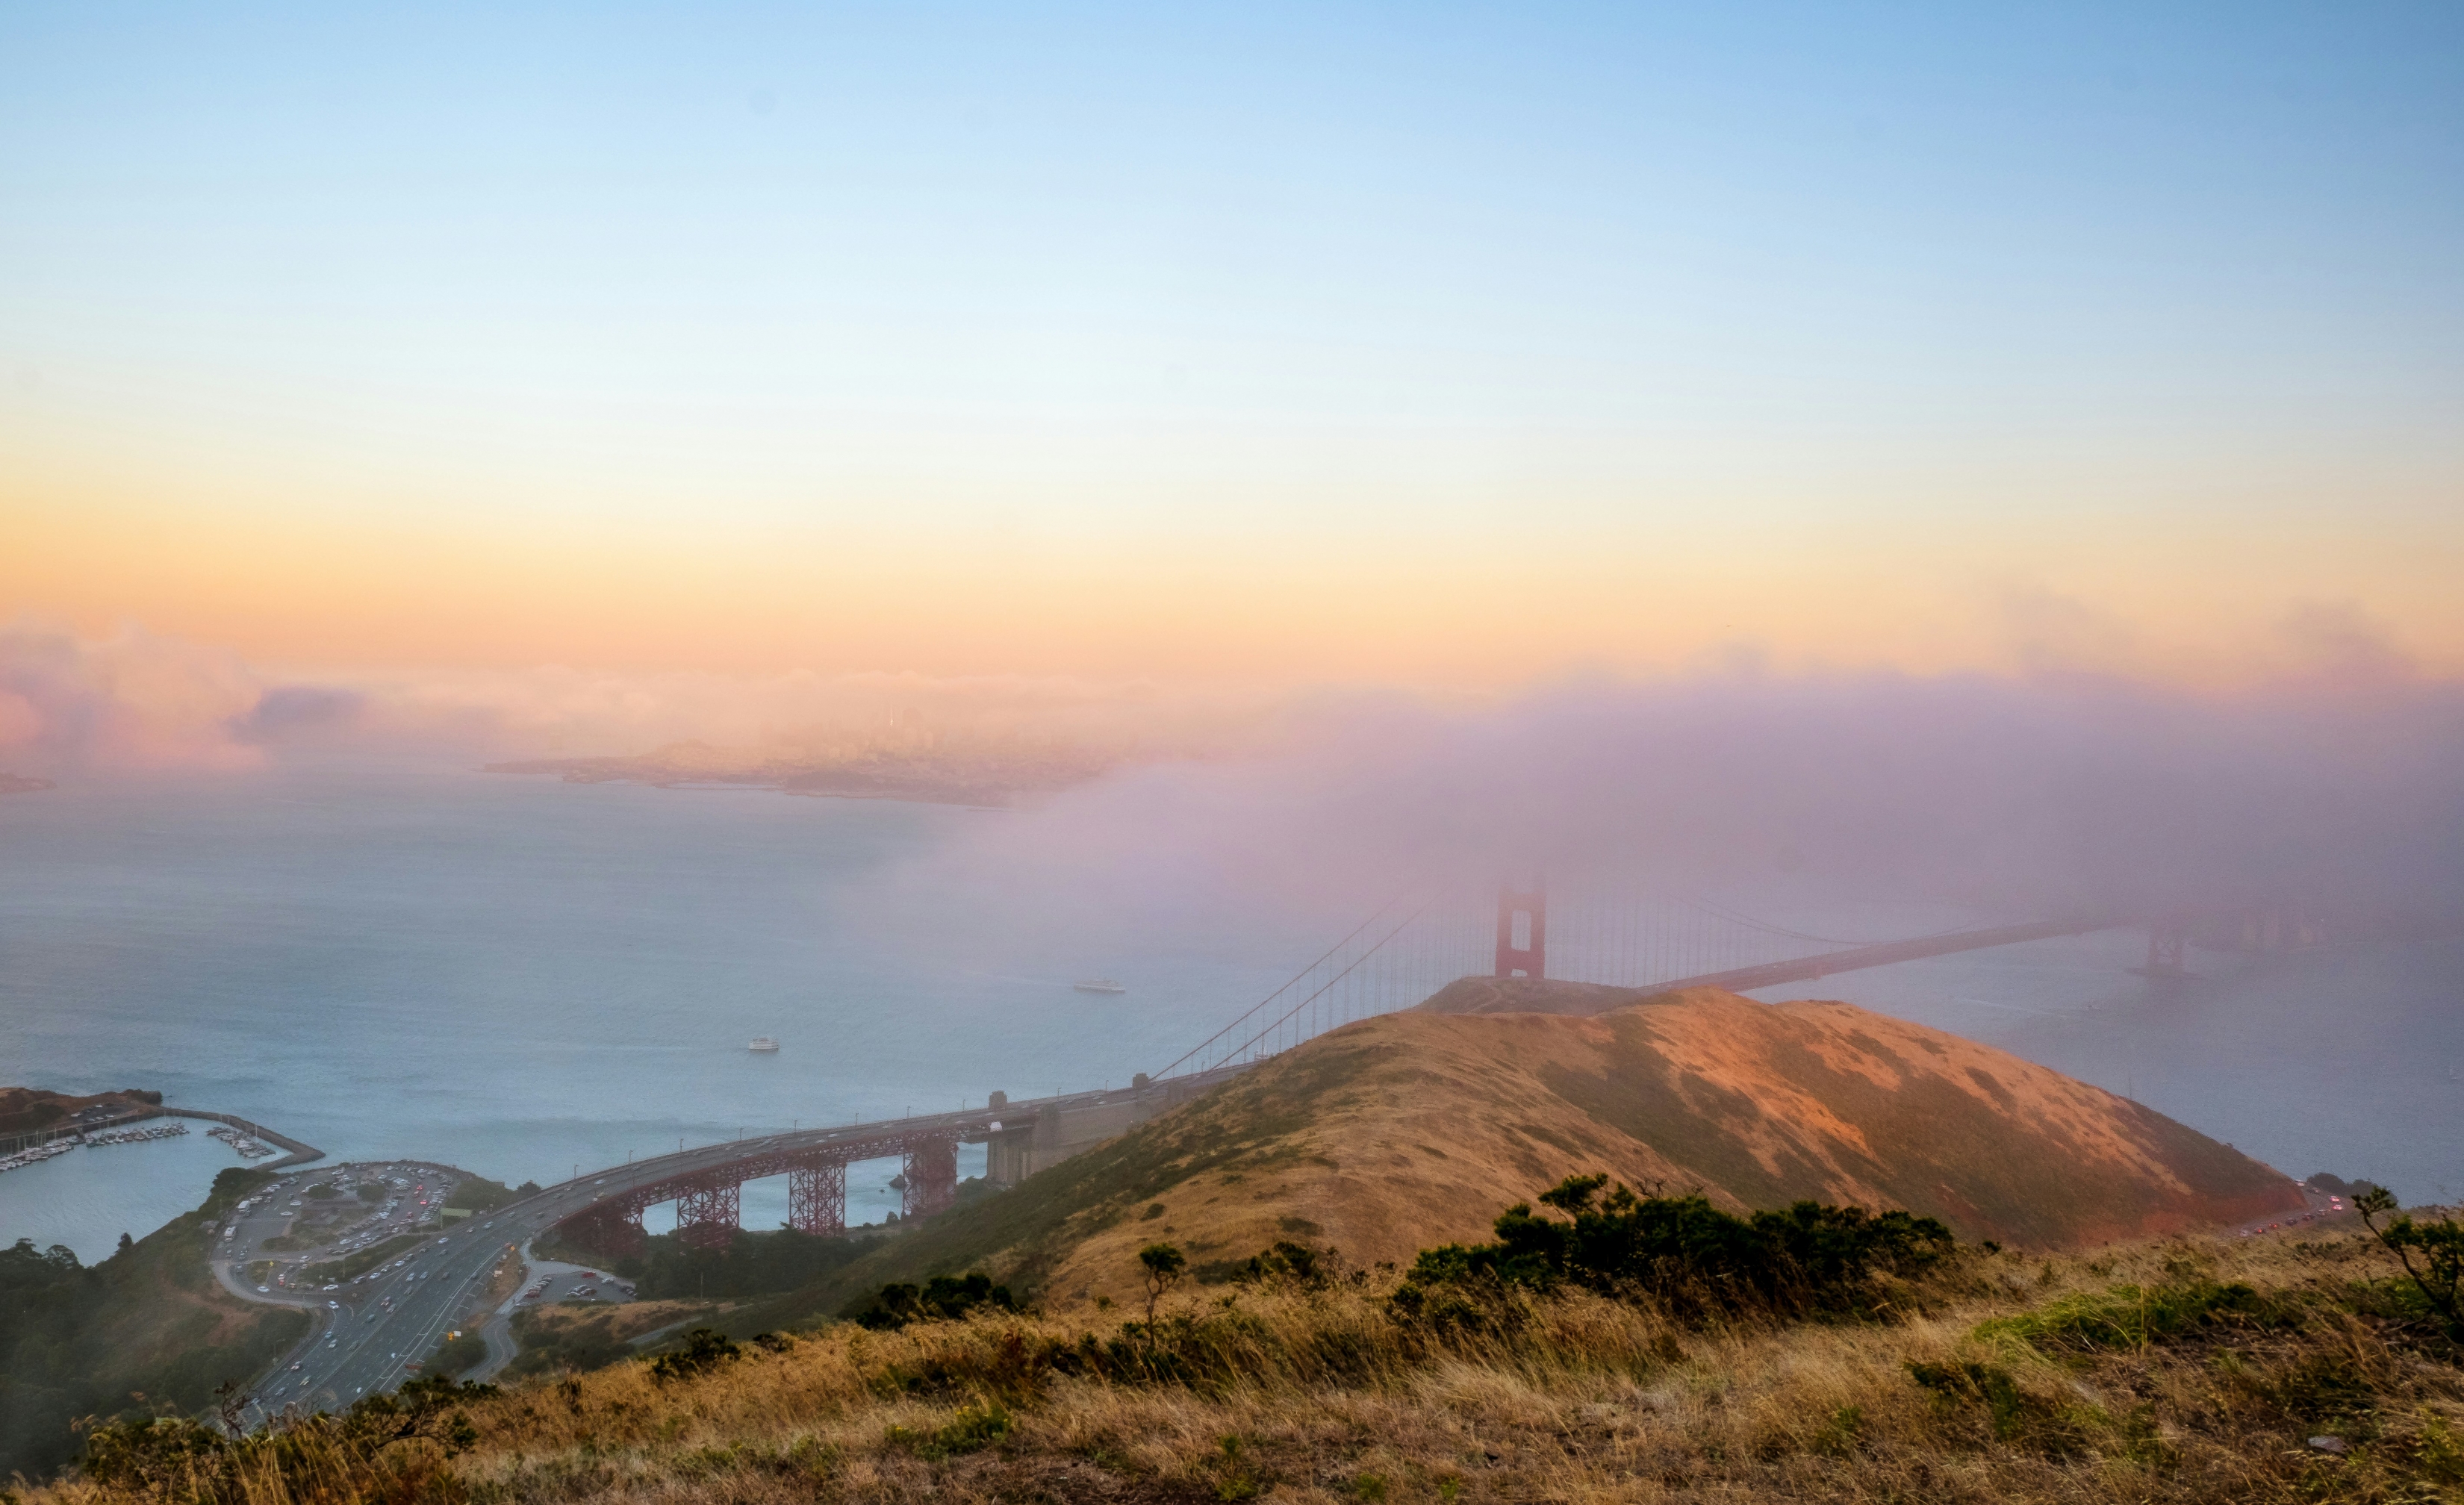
(757, 988), (2303, 1321)
(0, 1168), (308, 1480)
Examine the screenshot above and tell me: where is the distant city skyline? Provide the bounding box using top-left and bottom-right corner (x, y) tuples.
(4, 1), (2460, 686)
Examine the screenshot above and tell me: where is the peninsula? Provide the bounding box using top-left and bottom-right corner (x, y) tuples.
(485, 732), (1119, 807)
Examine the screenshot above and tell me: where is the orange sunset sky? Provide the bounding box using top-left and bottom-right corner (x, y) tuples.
(4, 4), (2460, 695)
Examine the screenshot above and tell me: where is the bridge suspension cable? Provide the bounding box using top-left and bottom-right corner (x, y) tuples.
(1187, 898), (1434, 1074)
(1155, 879), (2032, 1082)
(1147, 880), (1431, 1081)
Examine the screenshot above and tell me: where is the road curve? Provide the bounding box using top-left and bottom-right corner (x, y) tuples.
(233, 1069), (1250, 1414)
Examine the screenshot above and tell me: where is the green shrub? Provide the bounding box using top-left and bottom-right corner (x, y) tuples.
(80, 1372), (497, 1504)
(1905, 1360), (2085, 1455)
(1394, 1175), (1953, 1321)
(2356, 1186), (2464, 1336)
(648, 1327), (741, 1383)
(850, 1272), (1018, 1331)
(1233, 1240), (1334, 1289)
(1974, 1277), (2285, 1352)
(884, 1400), (1009, 1459)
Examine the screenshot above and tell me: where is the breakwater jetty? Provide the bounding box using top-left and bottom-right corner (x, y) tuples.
(0, 1106), (322, 1173)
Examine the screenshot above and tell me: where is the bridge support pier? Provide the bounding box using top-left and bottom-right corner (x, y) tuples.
(566, 1201), (647, 1260)
(673, 1174), (741, 1249)
(903, 1133), (957, 1220)
(788, 1157), (846, 1237)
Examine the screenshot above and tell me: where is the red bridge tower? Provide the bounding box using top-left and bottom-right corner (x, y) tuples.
(1494, 877), (1546, 979)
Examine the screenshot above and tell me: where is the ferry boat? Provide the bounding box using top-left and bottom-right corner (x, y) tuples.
(747, 1037), (780, 1053)
(1071, 979), (1127, 994)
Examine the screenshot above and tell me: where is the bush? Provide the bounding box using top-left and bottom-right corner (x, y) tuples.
(1905, 1359), (2086, 1454)
(2356, 1186), (2464, 1337)
(649, 1327), (741, 1383)
(79, 1373), (497, 1505)
(850, 1272), (1018, 1331)
(1394, 1175), (1953, 1321)
(1975, 1277), (2286, 1353)
(503, 1307), (635, 1379)
(1234, 1240), (1336, 1289)
(884, 1400), (1009, 1459)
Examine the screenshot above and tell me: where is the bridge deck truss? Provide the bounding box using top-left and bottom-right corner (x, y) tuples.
(553, 1127), (962, 1258)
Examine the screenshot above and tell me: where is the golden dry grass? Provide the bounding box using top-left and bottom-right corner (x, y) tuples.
(1033, 992), (2301, 1309)
(31, 1222), (2464, 1505)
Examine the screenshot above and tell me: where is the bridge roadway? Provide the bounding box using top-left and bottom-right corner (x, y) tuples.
(255, 1070), (1249, 1416)
(1631, 917), (2127, 1002)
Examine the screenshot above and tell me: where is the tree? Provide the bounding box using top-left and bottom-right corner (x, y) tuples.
(2356, 1186), (2463, 1336)
(1137, 1242), (1186, 1324)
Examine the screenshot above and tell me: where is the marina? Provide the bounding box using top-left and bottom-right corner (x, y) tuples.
(208, 1124), (279, 1159)
(0, 1121), (190, 1175)
(82, 1122), (190, 1148)
(0, 1141), (78, 1175)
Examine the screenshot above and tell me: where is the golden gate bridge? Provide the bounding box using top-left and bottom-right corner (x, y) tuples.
(544, 880), (2346, 1256)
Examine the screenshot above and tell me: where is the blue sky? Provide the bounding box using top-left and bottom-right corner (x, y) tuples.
(2, 1), (2459, 679)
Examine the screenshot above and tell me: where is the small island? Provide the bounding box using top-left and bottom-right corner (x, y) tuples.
(485, 729), (1122, 808)
(0, 772), (55, 795)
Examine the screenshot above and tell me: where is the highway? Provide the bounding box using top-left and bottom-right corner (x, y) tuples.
(236, 1076), (1245, 1414)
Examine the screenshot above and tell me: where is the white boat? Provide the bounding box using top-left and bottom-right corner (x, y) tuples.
(1071, 979), (1127, 994)
(747, 1037), (780, 1053)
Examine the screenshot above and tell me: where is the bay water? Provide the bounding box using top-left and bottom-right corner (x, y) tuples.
(4, 761), (2457, 1262)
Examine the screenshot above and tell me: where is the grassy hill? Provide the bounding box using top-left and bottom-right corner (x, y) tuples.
(735, 986), (2303, 1328)
(40, 1201), (2463, 1505)
(16, 997), (2448, 1504)
(0, 1167), (309, 1481)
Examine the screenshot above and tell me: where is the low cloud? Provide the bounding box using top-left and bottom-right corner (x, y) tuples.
(0, 625), (1274, 776)
(228, 685), (366, 743)
(0, 626), (266, 773)
(8, 626), (2459, 938)
(868, 667), (2464, 952)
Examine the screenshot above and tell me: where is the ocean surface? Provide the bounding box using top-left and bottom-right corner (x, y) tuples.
(4, 761), (2459, 1262)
